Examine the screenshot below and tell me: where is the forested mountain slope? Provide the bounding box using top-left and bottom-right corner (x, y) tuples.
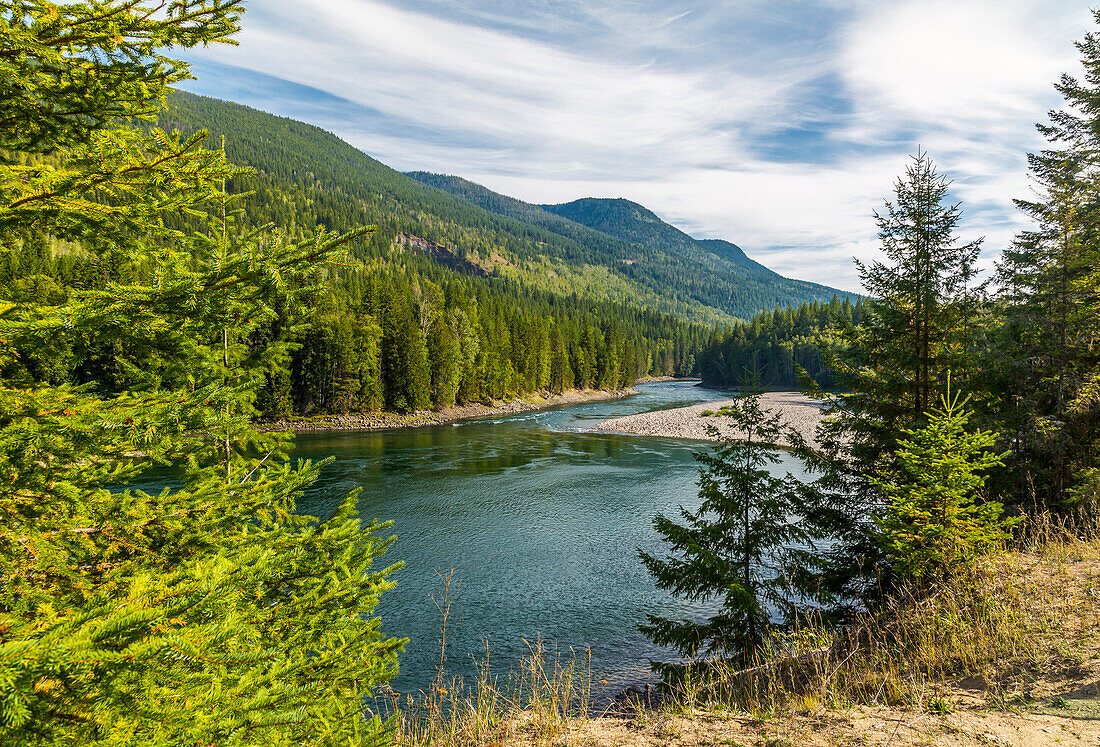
(409, 173), (851, 318)
(541, 197), (769, 276)
(160, 91), (850, 324)
(3, 89), (712, 420)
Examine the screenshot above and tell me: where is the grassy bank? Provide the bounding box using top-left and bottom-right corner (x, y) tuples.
(392, 527), (1100, 745)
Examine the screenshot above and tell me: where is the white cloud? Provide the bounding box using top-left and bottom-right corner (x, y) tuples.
(202, 0), (786, 171)
(187, 0), (1094, 293)
(843, 2), (1074, 124)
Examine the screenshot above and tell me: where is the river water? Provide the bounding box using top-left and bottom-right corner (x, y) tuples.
(293, 381), (810, 699)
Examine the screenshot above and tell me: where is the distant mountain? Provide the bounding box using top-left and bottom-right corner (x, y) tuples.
(160, 90), (852, 325)
(540, 196), (776, 279)
(697, 238), (761, 271)
(409, 175), (851, 319)
(540, 198), (777, 278)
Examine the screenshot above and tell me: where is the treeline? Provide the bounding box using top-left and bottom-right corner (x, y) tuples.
(281, 267), (702, 416)
(696, 295), (867, 389)
(1, 227), (705, 418)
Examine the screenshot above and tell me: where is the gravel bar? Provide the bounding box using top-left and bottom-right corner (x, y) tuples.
(593, 391), (824, 445)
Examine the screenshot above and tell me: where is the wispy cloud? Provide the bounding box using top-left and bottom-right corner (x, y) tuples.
(181, 0), (1091, 292)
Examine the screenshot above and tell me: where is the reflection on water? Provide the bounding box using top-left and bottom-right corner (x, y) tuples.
(293, 382), (808, 698)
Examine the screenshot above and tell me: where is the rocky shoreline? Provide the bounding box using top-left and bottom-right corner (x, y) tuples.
(257, 387), (637, 434)
(593, 391), (825, 445)
(633, 375), (702, 384)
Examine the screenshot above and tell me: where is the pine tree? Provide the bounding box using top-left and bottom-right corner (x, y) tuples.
(873, 390), (1016, 585)
(639, 394), (807, 665)
(0, 3), (403, 742)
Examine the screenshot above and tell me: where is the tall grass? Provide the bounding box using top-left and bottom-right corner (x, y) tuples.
(382, 521), (1098, 744)
(664, 517), (1097, 718)
(389, 641), (593, 746)
(383, 569), (594, 745)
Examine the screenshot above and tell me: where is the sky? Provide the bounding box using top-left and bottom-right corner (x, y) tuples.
(181, 0), (1094, 292)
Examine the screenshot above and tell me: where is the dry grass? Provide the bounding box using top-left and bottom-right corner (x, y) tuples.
(667, 534), (1100, 718)
(389, 526), (1100, 745)
(386, 640), (593, 746)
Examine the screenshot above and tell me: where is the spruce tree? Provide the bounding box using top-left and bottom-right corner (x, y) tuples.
(640, 394), (807, 665)
(873, 390), (1016, 585)
(830, 151), (983, 455)
(806, 153), (984, 610)
(0, 2), (403, 742)
(992, 11), (1100, 522)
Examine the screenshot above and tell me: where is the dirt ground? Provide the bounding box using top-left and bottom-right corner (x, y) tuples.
(530, 703), (1100, 746)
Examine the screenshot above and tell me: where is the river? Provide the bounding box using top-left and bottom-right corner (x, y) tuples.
(293, 381), (811, 700)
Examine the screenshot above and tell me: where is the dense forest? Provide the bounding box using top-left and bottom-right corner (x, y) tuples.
(695, 295), (868, 389)
(1, 229), (706, 416)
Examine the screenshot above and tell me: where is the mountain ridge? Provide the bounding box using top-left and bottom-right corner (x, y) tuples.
(537, 197), (778, 278)
(406, 172), (850, 318)
(161, 90), (854, 324)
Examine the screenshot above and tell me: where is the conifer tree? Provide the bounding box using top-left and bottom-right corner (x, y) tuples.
(992, 11), (1100, 522)
(805, 154), (984, 610)
(873, 390), (1016, 585)
(830, 152), (983, 455)
(639, 394), (807, 665)
(0, 2), (403, 742)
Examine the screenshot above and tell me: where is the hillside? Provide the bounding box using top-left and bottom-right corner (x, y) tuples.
(540, 197), (769, 276)
(159, 91), (851, 325)
(410, 172), (851, 319)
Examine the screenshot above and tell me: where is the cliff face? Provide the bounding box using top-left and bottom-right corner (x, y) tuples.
(395, 232), (490, 277)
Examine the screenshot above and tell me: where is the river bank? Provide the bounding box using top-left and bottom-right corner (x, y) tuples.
(633, 375), (702, 384)
(593, 390), (824, 445)
(400, 536), (1100, 746)
(259, 387), (636, 434)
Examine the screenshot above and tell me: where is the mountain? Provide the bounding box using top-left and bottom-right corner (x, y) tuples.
(698, 239), (759, 270)
(410, 177), (848, 319)
(541, 198), (771, 276)
(160, 90), (852, 325)
(540, 198), (764, 272)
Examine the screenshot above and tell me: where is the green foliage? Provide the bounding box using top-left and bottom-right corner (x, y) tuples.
(640, 394), (808, 664)
(0, 0), (241, 154)
(799, 153), (986, 612)
(697, 295), (866, 389)
(0, 2), (403, 743)
(826, 151), (982, 463)
(873, 390), (1017, 585)
(987, 10), (1100, 523)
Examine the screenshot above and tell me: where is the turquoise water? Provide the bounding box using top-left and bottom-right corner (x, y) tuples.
(293, 382), (810, 699)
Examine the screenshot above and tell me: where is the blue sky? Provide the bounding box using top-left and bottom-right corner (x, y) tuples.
(182, 1), (1093, 292)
